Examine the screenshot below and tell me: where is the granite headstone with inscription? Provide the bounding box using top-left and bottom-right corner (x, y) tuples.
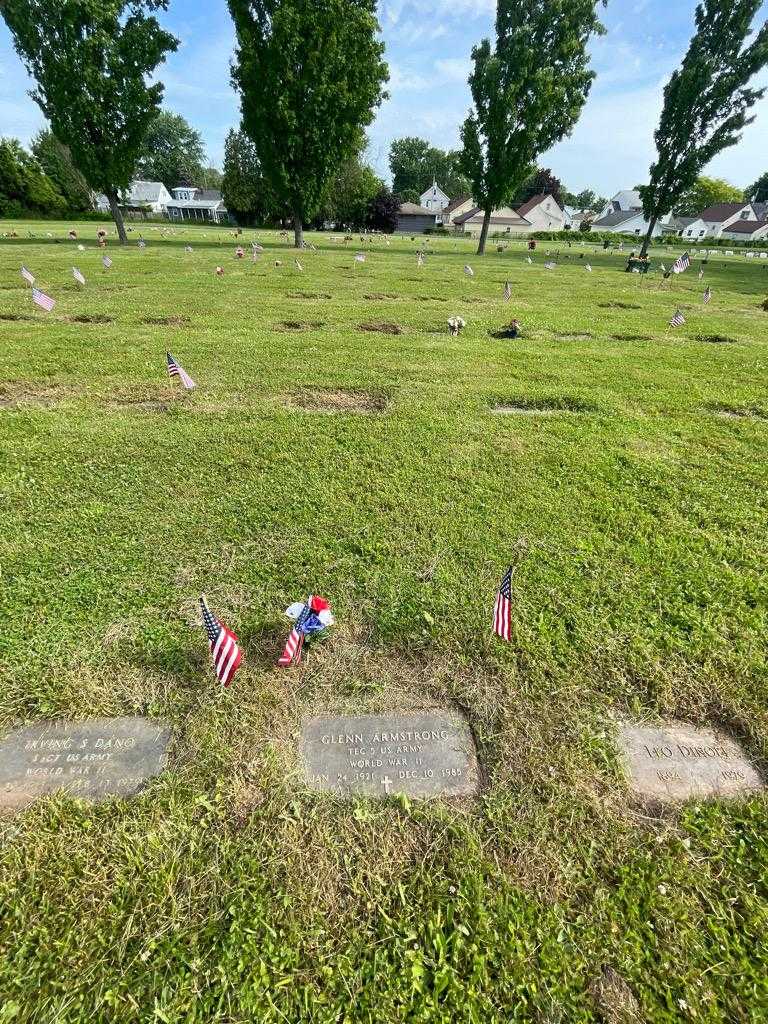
(619, 721), (764, 803)
(301, 710), (479, 798)
(0, 717), (171, 811)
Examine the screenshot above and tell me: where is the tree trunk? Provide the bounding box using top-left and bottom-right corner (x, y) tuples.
(476, 208), (492, 255)
(107, 190), (128, 244)
(639, 215), (658, 259)
(293, 208), (304, 249)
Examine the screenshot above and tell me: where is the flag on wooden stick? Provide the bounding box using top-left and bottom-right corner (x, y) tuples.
(72, 267), (85, 285)
(493, 566), (515, 641)
(703, 286), (712, 304)
(669, 309), (686, 327)
(503, 280), (511, 301)
(166, 351), (197, 390)
(102, 255), (112, 269)
(200, 595), (242, 687)
(31, 287), (55, 312)
(20, 266), (34, 285)
(672, 252), (690, 274)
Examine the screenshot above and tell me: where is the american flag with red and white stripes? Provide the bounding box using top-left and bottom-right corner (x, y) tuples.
(166, 351), (197, 390)
(669, 309), (686, 327)
(102, 255), (112, 268)
(703, 286), (712, 304)
(32, 287), (55, 312)
(277, 602), (312, 667)
(672, 251), (690, 274)
(200, 595), (242, 686)
(493, 566), (515, 641)
(20, 265), (34, 285)
(503, 280), (511, 301)
(72, 267), (85, 285)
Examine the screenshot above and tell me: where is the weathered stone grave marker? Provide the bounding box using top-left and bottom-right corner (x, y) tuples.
(619, 721), (764, 803)
(0, 717), (171, 811)
(301, 710), (479, 798)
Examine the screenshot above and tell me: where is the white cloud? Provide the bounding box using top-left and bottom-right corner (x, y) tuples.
(433, 57), (471, 83)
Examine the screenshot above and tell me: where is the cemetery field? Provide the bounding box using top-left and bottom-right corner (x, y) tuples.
(2, 220), (768, 1023)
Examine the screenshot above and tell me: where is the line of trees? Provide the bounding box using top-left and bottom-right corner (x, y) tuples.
(1, 0), (767, 248)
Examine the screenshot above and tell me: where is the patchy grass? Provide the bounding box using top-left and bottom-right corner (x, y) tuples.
(0, 221), (767, 1023)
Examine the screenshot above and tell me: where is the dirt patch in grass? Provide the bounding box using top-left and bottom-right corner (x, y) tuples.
(612, 333), (651, 341)
(64, 314), (114, 324)
(358, 322), (403, 335)
(599, 302), (641, 310)
(107, 399), (172, 413)
(589, 966), (643, 1023)
(697, 333), (737, 344)
(141, 315), (190, 327)
(0, 312), (35, 321)
(363, 293), (398, 300)
(0, 382), (72, 409)
(708, 403), (768, 421)
(490, 396), (597, 415)
(284, 388), (388, 414)
(415, 295), (448, 302)
(461, 296), (485, 304)
(286, 290), (332, 300)
(554, 331), (594, 340)
(277, 320), (325, 331)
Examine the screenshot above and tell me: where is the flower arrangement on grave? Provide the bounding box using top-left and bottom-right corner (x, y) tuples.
(448, 316), (466, 337)
(277, 595), (334, 667)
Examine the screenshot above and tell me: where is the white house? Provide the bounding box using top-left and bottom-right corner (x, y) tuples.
(442, 194), (474, 227)
(93, 180), (171, 215)
(719, 219), (768, 243)
(697, 202), (758, 238)
(419, 181), (450, 215)
(453, 205), (532, 237)
(591, 209), (666, 237)
(165, 186), (228, 224)
(602, 189), (644, 215)
(514, 193), (567, 231)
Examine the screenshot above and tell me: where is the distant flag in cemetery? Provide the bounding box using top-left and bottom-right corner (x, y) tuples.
(295, 258), (303, 271)
(138, 239), (146, 249)
(493, 566), (515, 642)
(277, 596), (334, 667)
(354, 252), (366, 263)
(698, 267), (704, 280)
(102, 255), (112, 269)
(252, 242), (263, 253)
(185, 245), (193, 253)
(463, 264), (474, 277)
(672, 251), (690, 274)
(526, 256), (533, 264)
(72, 267), (85, 285)
(200, 595), (242, 687)
(417, 252), (424, 267)
(669, 309), (686, 327)
(20, 266), (34, 285)
(703, 286), (712, 304)
(503, 280), (511, 301)
(544, 261), (556, 270)
(166, 351), (197, 390)
(585, 264), (592, 272)
(31, 287), (55, 312)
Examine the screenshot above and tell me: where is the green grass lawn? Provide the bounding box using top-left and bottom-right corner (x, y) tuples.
(1, 220), (767, 1023)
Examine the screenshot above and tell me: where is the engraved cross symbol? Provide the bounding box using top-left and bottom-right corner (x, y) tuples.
(380, 775), (393, 794)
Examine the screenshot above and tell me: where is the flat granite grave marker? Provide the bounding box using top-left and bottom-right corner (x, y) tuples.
(619, 721), (764, 803)
(0, 717), (171, 811)
(301, 710), (479, 798)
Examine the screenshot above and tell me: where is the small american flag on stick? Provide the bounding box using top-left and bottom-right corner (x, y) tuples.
(166, 351), (197, 390)
(295, 258), (303, 271)
(493, 565), (515, 641)
(703, 286), (712, 304)
(672, 251), (690, 274)
(72, 267), (85, 285)
(503, 280), (511, 301)
(669, 309), (686, 327)
(20, 266), (34, 285)
(544, 261), (556, 270)
(200, 595), (242, 686)
(354, 252), (366, 263)
(698, 267), (704, 280)
(463, 264), (474, 277)
(277, 603), (312, 667)
(102, 255), (112, 269)
(585, 264), (592, 272)
(31, 287), (55, 312)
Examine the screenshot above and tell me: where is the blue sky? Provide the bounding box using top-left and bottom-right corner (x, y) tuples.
(1, 0), (766, 197)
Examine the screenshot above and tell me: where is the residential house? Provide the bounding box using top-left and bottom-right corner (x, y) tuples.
(453, 205), (532, 237)
(602, 189), (644, 215)
(662, 216), (700, 237)
(165, 185), (229, 224)
(514, 193), (567, 231)
(675, 217), (709, 241)
(719, 219), (768, 243)
(93, 179), (171, 216)
(419, 181), (450, 215)
(394, 202), (438, 233)
(590, 209), (666, 237)
(697, 202), (758, 238)
(441, 194), (474, 227)
(564, 206), (598, 229)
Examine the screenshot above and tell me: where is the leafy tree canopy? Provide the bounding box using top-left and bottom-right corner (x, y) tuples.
(513, 167), (564, 206)
(638, 0), (768, 254)
(228, 0), (388, 246)
(221, 127), (275, 226)
(0, 135), (66, 217)
(389, 136), (472, 199)
(30, 129), (92, 212)
(1, 0), (178, 241)
(673, 175), (745, 216)
(460, 0), (605, 254)
(562, 187), (607, 212)
(745, 170), (768, 203)
(136, 110), (206, 190)
(320, 156), (383, 229)
(366, 186), (400, 233)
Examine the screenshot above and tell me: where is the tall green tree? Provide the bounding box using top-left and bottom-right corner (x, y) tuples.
(512, 167), (564, 207)
(31, 130), (92, 212)
(673, 175), (745, 216)
(389, 137), (471, 199)
(1, 0), (178, 242)
(0, 136), (66, 216)
(136, 110), (206, 190)
(228, 0), (388, 247)
(638, 0), (768, 255)
(460, 0), (605, 255)
(322, 157), (382, 229)
(221, 127), (274, 225)
(746, 170), (768, 204)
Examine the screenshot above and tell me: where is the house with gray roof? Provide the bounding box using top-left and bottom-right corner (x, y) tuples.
(395, 202), (438, 233)
(591, 208), (668, 237)
(165, 185), (229, 224)
(93, 180), (172, 216)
